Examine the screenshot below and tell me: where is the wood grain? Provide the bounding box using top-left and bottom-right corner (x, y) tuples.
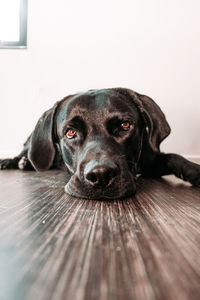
(0, 160), (200, 300)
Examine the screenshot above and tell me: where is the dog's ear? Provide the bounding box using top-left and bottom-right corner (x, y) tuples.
(28, 103), (58, 171)
(116, 88), (171, 152)
(131, 90), (171, 152)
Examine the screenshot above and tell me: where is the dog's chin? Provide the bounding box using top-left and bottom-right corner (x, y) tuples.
(64, 180), (136, 200)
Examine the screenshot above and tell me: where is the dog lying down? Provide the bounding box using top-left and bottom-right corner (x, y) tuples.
(0, 88), (200, 199)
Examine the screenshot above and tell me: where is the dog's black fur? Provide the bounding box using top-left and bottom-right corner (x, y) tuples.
(1, 88), (200, 199)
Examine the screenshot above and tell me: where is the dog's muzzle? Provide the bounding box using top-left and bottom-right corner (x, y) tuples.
(64, 157), (136, 199)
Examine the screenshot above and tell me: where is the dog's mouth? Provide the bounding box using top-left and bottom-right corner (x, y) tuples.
(64, 174), (136, 200)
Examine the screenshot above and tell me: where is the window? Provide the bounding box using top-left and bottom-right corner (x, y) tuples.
(0, 0), (28, 49)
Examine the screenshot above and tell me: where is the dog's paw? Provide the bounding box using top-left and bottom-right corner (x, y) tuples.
(0, 158), (19, 170)
(184, 164), (200, 187)
(18, 156), (31, 170)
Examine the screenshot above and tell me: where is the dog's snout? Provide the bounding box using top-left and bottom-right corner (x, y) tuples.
(84, 160), (119, 187)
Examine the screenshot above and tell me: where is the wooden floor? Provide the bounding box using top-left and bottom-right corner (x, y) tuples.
(0, 160), (200, 300)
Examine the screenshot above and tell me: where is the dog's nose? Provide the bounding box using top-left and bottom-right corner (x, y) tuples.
(84, 161), (119, 187)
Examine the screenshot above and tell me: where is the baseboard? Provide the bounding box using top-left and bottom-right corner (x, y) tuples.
(184, 155), (200, 158)
(183, 155), (200, 164)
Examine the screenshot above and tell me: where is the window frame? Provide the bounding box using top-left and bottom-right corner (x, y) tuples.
(0, 0), (28, 49)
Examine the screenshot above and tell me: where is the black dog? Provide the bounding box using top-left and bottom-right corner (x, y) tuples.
(0, 88), (200, 199)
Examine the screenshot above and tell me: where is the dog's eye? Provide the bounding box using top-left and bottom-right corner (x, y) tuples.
(65, 129), (76, 139)
(121, 121), (131, 130)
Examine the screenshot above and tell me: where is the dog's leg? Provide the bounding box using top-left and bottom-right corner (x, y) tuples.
(0, 135), (33, 170)
(141, 153), (200, 187)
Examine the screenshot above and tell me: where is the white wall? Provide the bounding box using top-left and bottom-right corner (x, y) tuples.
(0, 0), (200, 157)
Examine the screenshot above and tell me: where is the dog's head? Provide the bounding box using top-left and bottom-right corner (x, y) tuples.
(28, 88), (170, 199)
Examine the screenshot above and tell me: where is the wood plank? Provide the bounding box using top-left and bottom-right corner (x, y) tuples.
(0, 162), (200, 300)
